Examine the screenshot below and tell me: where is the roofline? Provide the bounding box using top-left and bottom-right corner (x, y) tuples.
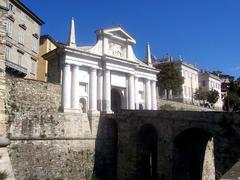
(174, 60), (200, 71)
(199, 71), (221, 81)
(95, 26), (136, 43)
(40, 35), (58, 47)
(10, 0), (45, 25)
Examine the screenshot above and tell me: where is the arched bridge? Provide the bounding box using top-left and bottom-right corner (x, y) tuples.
(95, 111), (240, 180)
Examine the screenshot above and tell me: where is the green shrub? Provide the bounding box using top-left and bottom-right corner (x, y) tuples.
(58, 105), (63, 112)
(55, 177), (63, 180)
(160, 104), (176, 111)
(27, 176), (39, 180)
(39, 133), (47, 138)
(0, 171), (8, 180)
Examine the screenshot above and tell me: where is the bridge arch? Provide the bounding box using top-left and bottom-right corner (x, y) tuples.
(172, 128), (214, 180)
(136, 124), (158, 180)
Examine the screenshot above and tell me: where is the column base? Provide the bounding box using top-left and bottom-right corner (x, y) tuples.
(102, 110), (113, 114)
(88, 110), (100, 116)
(64, 108), (81, 113)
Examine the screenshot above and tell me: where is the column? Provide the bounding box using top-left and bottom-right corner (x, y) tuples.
(103, 69), (111, 112)
(145, 79), (152, 110)
(71, 65), (80, 109)
(134, 77), (139, 109)
(97, 70), (103, 111)
(63, 64), (71, 110)
(89, 68), (97, 111)
(151, 80), (157, 110)
(128, 74), (135, 109)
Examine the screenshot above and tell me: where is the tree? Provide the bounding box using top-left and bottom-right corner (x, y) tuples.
(223, 81), (240, 111)
(227, 92), (240, 111)
(194, 88), (208, 105)
(156, 62), (184, 99)
(207, 89), (219, 107)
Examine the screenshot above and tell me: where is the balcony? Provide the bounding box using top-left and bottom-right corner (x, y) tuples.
(6, 60), (27, 77)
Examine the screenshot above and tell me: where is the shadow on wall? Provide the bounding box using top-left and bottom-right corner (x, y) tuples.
(172, 128), (213, 180)
(93, 115), (118, 180)
(91, 112), (240, 180)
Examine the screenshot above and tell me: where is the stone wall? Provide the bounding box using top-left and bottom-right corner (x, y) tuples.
(0, 5), (6, 137)
(4, 76), (117, 180)
(157, 98), (215, 111)
(108, 111), (240, 180)
(0, 5), (16, 180)
(9, 140), (95, 180)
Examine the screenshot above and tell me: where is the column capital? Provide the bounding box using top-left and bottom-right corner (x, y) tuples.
(128, 73), (135, 77)
(64, 63), (71, 67)
(72, 64), (79, 69)
(89, 67), (97, 71)
(145, 78), (150, 82)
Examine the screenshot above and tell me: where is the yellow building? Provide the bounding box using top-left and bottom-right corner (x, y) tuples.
(37, 35), (57, 81)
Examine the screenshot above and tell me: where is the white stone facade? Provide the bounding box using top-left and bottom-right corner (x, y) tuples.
(45, 19), (157, 113)
(178, 61), (199, 104)
(199, 71), (222, 109)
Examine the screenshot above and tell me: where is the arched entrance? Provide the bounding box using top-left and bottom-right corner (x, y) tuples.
(111, 88), (122, 112)
(137, 124), (158, 180)
(172, 128), (213, 180)
(79, 98), (87, 113)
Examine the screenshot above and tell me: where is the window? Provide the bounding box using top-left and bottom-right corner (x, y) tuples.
(9, 3), (15, 13)
(5, 46), (10, 60)
(202, 81), (206, 87)
(48, 42), (52, 51)
(31, 59), (36, 74)
(139, 91), (144, 100)
(6, 21), (13, 37)
(32, 37), (37, 52)
(20, 11), (26, 21)
(18, 28), (25, 44)
(80, 83), (88, 94)
(32, 22), (38, 33)
(17, 53), (22, 65)
(184, 86), (187, 97)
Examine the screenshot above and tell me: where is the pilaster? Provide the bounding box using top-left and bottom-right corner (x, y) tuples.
(134, 76), (139, 109)
(128, 74), (135, 109)
(97, 70), (103, 111)
(151, 80), (157, 110)
(71, 65), (80, 110)
(145, 79), (152, 110)
(63, 63), (71, 111)
(89, 68), (97, 112)
(103, 69), (111, 113)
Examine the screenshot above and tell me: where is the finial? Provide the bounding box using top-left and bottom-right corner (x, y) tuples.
(146, 42), (152, 66)
(68, 17), (76, 47)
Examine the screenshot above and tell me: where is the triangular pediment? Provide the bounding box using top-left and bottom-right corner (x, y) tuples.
(103, 27), (136, 44)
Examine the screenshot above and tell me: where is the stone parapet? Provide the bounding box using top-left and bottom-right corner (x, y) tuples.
(157, 98), (216, 111)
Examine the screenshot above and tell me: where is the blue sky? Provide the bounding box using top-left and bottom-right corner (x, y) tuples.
(22, 0), (240, 78)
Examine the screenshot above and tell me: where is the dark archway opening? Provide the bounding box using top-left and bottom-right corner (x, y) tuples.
(172, 128), (212, 180)
(111, 88), (122, 113)
(79, 98), (87, 113)
(137, 124), (158, 180)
